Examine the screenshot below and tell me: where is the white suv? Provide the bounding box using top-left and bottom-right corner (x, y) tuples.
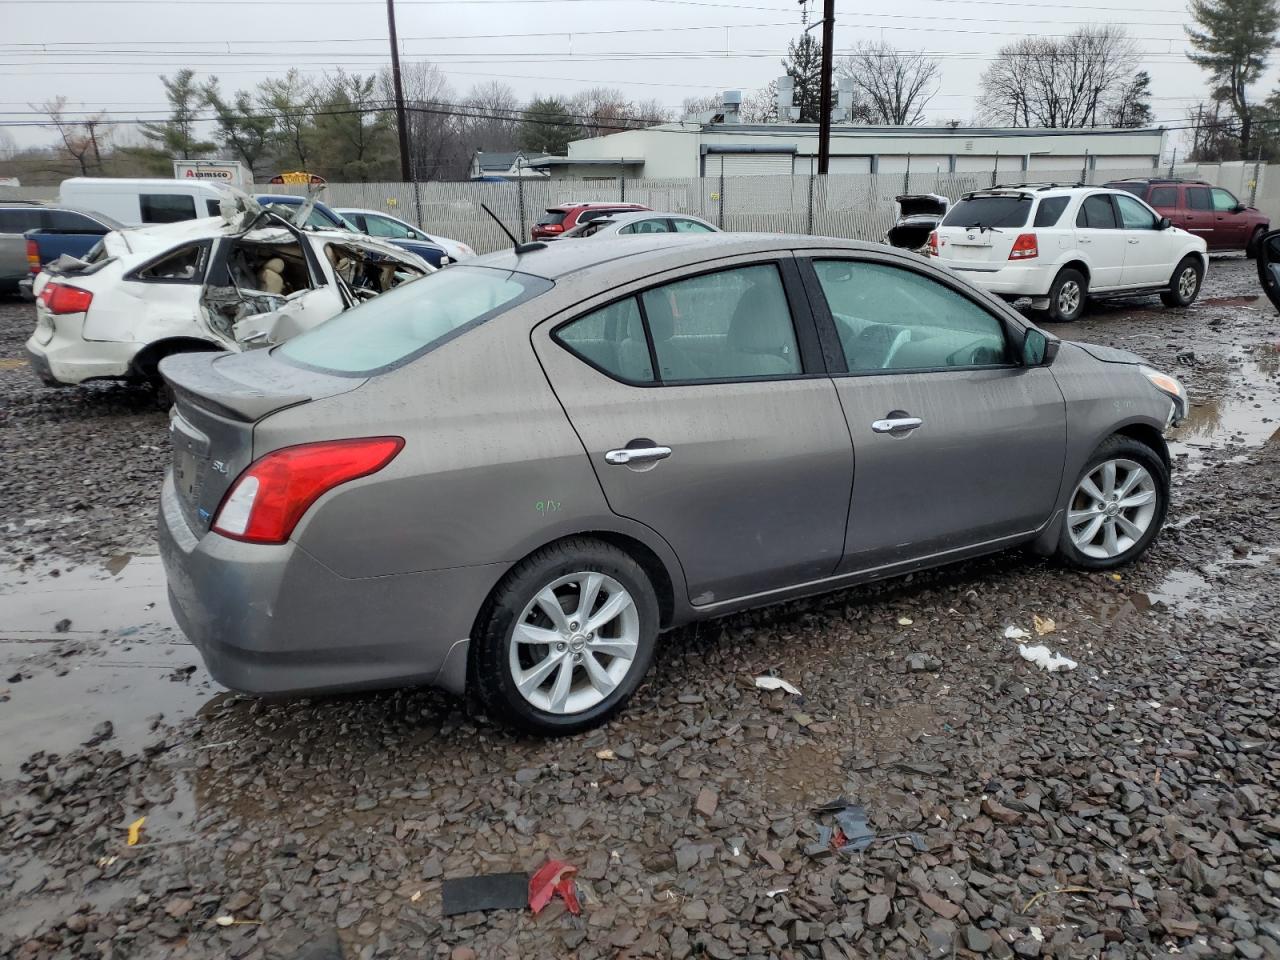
(929, 184), (1208, 321)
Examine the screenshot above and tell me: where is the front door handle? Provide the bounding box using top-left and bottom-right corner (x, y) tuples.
(605, 445), (672, 465)
(1127, 238), (1140, 244)
(871, 417), (923, 434)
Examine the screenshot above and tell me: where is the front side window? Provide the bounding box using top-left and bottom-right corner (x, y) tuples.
(1033, 197), (1069, 228)
(673, 218), (715, 233)
(365, 215), (413, 240)
(555, 297), (653, 383)
(140, 193), (197, 224)
(1186, 187), (1211, 210)
(640, 264), (800, 382)
(1149, 186), (1177, 207)
(941, 195), (1030, 229)
(1076, 195), (1118, 229)
(279, 265), (552, 375)
(1212, 187), (1239, 212)
(814, 259), (1010, 372)
(1116, 194), (1158, 230)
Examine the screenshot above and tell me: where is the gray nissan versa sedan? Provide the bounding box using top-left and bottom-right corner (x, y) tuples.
(158, 233), (1189, 734)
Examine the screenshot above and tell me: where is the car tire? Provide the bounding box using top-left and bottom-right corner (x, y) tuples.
(1045, 268), (1087, 322)
(1246, 225), (1267, 258)
(1056, 435), (1169, 571)
(471, 538), (660, 736)
(1160, 256), (1203, 308)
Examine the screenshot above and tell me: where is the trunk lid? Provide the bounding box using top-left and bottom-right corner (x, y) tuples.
(161, 349), (365, 534)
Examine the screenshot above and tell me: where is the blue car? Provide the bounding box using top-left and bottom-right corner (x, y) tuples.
(254, 195), (449, 267)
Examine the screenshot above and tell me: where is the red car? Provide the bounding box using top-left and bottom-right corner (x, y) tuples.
(532, 202), (650, 240)
(1105, 178), (1270, 255)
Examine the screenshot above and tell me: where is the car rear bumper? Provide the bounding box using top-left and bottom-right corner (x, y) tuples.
(938, 261), (1052, 297)
(24, 329), (138, 386)
(158, 472), (497, 697)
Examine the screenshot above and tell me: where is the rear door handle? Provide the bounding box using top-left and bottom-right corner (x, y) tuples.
(605, 445), (672, 465)
(1127, 238), (1140, 244)
(871, 417), (923, 434)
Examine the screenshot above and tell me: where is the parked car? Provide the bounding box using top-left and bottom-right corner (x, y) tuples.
(59, 177), (234, 226)
(336, 207), (475, 261)
(929, 185), (1208, 322)
(1255, 228), (1280, 310)
(25, 195), (431, 389)
(885, 193), (949, 251)
(559, 211), (718, 239)
(1, 201), (123, 296)
(158, 233), (1187, 734)
(1104, 177), (1269, 256)
(532, 201), (651, 240)
(253, 195), (450, 268)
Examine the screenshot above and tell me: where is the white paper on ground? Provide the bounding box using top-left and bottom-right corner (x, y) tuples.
(754, 676), (802, 696)
(1004, 625), (1032, 640)
(1018, 643), (1078, 672)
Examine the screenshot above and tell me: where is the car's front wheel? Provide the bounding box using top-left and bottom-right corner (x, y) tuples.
(1056, 436), (1169, 570)
(1160, 256), (1203, 308)
(471, 538), (659, 735)
(1046, 268), (1088, 322)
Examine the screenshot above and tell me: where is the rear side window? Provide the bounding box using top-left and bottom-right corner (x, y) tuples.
(1033, 197), (1070, 228)
(133, 243), (208, 282)
(141, 193), (197, 224)
(1149, 186), (1177, 207)
(537, 211), (567, 225)
(46, 210), (107, 233)
(206, 199), (222, 217)
(556, 297), (654, 383)
(0, 208), (44, 232)
(1186, 187), (1211, 210)
(279, 265), (553, 375)
(941, 196), (1030, 229)
(673, 218), (715, 233)
(1076, 195), (1118, 229)
(619, 219), (671, 235)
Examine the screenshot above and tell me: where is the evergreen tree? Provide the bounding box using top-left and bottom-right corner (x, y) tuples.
(783, 33), (829, 123)
(1187, 0), (1280, 158)
(518, 97), (579, 156)
(139, 70), (214, 159)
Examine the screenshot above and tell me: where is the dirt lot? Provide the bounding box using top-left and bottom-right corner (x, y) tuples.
(0, 258), (1277, 960)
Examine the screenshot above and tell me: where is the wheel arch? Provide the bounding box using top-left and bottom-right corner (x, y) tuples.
(128, 336), (225, 382)
(1058, 259), (1091, 285)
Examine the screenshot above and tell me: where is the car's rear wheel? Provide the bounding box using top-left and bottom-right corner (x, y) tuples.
(1160, 256), (1203, 308)
(1056, 436), (1169, 570)
(1046, 268), (1087, 322)
(472, 538), (659, 735)
(1247, 225), (1267, 258)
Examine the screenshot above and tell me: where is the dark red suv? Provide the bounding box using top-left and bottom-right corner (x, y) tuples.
(532, 202), (650, 240)
(1105, 178), (1270, 255)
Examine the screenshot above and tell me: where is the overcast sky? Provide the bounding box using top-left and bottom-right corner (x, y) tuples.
(0, 0), (1258, 155)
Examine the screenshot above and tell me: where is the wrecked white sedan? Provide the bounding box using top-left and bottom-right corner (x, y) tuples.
(24, 196), (433, 389)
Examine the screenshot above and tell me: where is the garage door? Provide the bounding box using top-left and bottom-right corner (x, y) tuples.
(711, 153), (794, 176)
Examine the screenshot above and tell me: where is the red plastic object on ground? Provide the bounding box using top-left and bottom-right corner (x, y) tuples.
(528, 860), (581, 916)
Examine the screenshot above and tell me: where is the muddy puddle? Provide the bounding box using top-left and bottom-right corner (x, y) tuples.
(0, 554), (221, 772)
(1168, 352), (1280, 468)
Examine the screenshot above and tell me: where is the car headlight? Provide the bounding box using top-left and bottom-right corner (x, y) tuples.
(1139, 365), (1188, 426)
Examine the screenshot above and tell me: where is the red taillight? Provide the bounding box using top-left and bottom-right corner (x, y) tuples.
(541, 223), (564, 234)
(928, 230), (939, 256)
(38, 282), (93, 314)
(1009, 233), (1039, 260)
(26, 239), (40, 274)
(211, 437), (404, 545)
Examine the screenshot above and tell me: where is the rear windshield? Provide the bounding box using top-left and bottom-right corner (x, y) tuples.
(278, 265), (553, 376)
(941, 196), (1030, 229)
(537, 211), (567, 225)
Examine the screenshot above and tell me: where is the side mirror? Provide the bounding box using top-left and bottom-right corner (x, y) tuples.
(407, 230), (419, 240)
(1023, 328), (1059, 367)
(1233, 203), (1247, 214)
(1158, 216), (1172, 230)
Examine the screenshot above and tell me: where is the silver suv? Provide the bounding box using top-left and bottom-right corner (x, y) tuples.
(159, 234), (1188, 734)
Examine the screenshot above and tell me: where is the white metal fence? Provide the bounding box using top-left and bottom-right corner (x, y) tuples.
(6, 163), (1272, 255)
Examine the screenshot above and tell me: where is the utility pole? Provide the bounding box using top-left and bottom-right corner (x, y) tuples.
(386, 0), (412, 182)
(816, 0), (835, 174)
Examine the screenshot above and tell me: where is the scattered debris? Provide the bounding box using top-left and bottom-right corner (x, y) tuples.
(441, 874), (528, 917)
(1004, 625), (1032, 640)
(84, 721), (114, 747)
(1032, 614), (1056, 636)
(897, 616), (913, 626)
(806, 798), (926, 858)
(595, 748), (616, 761)
(529, 860), (581, 916)
(1018, 644), (1078, 672)
(753, 675), (801, 696)
(53, 618), (72, 633)
(1176, 349), (1197, 365)
(765, 888), (789, 898)
(126, 816), (146, 846)
(213, 916), (262, 927)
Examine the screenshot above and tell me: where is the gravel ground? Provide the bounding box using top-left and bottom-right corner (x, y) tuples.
(0, 257), (1277, 960)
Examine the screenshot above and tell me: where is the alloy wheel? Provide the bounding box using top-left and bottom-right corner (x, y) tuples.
(1067, 458), (1158, 559)
(1057, 280), (1081, 317)
(508, 571), (640, 714)
(1177, 266), (1199, 300)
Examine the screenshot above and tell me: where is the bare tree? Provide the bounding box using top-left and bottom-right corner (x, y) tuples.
(36, 96), (109, 175)
(458, 80), (522, 154)
(837, 42), (940, 125)
(977, 27), (1138, 128)
(743, 82), (780, 123)
(381, 61), (462, 180)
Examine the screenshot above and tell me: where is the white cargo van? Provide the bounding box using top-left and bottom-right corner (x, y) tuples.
(58, 178), (234, 227)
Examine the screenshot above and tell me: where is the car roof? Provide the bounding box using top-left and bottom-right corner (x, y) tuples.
(471, 232), (879, 280)
(549, 202), (647, 212)
(603, 211), (711, 224)
(0, 202), (124, 226)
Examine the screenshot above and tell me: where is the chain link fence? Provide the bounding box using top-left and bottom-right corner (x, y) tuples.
(7, 164), (1267, 255)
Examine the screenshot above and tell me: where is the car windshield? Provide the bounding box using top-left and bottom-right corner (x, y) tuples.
(942, 196), (1030, 229)
(537, 211), (567, 225)
(277, 265), (553, 375)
